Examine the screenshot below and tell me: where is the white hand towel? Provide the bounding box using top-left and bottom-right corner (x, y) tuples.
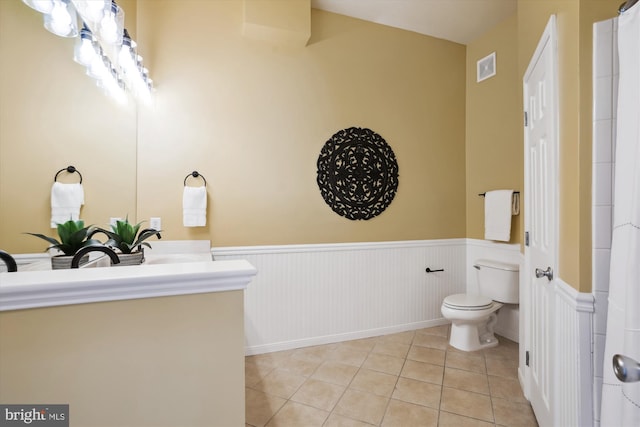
(183, 186), (207, 227)
(51, 182), (85, 228)
(484, 189), (514, 242)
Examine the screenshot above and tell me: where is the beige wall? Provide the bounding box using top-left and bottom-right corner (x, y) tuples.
(134, 0), (467, 247)
(0, 291), (245, 426)
(0, 0), (467, 253)
(465, 14), (522, 245)
(243, 0), (311, 46)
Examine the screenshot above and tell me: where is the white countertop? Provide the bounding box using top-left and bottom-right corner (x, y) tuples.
(0, 254), (257, 312)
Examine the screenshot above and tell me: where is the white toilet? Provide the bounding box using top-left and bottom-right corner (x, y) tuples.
(441, 259), (519, 352)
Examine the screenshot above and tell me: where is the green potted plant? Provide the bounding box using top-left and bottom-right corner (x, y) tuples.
(91, 217), (161, 266)
(26, 219), (103, 269)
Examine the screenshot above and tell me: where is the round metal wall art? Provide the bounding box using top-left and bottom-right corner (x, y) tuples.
(316, 127), (399, 220)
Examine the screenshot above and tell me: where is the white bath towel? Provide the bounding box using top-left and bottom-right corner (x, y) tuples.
(183, 186), (207, 227)
(51, 182), (85, 228)
(484, 189), (514, 242)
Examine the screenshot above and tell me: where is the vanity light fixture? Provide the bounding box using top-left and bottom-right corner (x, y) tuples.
(22, 0), (153, 104)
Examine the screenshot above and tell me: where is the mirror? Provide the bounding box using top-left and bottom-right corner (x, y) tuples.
(0, 0), (138, 254)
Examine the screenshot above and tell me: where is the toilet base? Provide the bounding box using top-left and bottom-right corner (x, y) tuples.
(448, 313), (500, 352)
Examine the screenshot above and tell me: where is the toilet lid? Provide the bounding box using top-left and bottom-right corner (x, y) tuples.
(443, 294), (493, 310)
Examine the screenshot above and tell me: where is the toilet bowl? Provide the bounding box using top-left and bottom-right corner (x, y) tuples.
(441, 259), (519, 352)
(442, 294), (503, 351)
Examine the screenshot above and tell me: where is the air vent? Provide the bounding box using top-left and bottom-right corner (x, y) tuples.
(477, 52), (497, 82)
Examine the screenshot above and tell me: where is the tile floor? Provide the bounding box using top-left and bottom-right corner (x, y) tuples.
(245, 325), (538, 426)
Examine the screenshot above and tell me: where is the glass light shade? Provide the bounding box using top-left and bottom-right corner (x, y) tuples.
(118, 47), (135, 72)
(97, 69), (127, 104)
(74, 26), (97, 66)
(118, 28), (137, 73)
(87, 52), (108, 79)
(22, 0), (55, 14)
(132, 67), (151, 100)
(71, 0), (108, 27)
(99, 0), (124, 45)
(44, 0), (78, 38)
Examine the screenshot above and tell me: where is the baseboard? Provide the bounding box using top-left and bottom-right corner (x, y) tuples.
(495, 325), (519, 343)
(245, 318), (450, 355)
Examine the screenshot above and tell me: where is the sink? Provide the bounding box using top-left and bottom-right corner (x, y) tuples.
(16, 253), (111, 271)
(4, 241), (213, 271)
(143, 253), (213, 265)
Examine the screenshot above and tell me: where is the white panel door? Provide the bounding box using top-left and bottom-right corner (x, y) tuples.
(523, 15), (559, 427)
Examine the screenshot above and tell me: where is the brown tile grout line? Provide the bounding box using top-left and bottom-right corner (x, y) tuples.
(437, 334), (497, 427)
(487, 353), (498, 427)
(376, 342), (412, 427)
(436, 349), (449, 427)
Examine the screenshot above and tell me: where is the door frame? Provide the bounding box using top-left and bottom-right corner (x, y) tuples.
(522, 14), (560, 426)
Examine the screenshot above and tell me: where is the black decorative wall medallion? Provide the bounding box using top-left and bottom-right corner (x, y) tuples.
(316, 127), (399, 220)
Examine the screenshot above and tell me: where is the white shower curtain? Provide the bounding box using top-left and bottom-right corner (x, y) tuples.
(600, 3), (640, 426)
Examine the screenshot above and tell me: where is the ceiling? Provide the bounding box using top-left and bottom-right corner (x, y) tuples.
(310, 0), (518, 45)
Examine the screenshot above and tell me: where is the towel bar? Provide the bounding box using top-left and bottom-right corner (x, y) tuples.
(184, 171), (207, 187)
(54, 165), (83, 183)
(478, 191), (519, 197)
(479, 190), (520, 216)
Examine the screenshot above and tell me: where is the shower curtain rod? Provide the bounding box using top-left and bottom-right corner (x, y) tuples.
(619, 0), (639, 13)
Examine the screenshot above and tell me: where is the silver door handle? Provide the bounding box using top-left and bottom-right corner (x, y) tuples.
(535, 266), (553, 281)
(613, 354), (640, 383)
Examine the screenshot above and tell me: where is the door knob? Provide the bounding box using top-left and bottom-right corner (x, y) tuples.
(535, 266), (553, 281)
(613, 354), (640, 383)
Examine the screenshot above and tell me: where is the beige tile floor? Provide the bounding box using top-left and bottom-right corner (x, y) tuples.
(245, 325), (538, 427)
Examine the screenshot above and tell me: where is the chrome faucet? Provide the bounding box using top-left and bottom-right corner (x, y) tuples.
(0, 250), (17, 272)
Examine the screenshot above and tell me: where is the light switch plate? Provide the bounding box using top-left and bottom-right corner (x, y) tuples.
(150, 217), (161, 230)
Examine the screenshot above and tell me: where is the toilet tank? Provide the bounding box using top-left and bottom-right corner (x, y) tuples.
(474, 259), (519, 303)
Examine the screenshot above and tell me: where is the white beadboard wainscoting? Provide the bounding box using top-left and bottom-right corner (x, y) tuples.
(213, 239), (466, 355)
(554, 278), (595, 427)
(213, 238), (527, 356)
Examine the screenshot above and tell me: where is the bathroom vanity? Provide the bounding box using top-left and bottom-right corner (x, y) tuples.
(0, 248), (256, 426)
